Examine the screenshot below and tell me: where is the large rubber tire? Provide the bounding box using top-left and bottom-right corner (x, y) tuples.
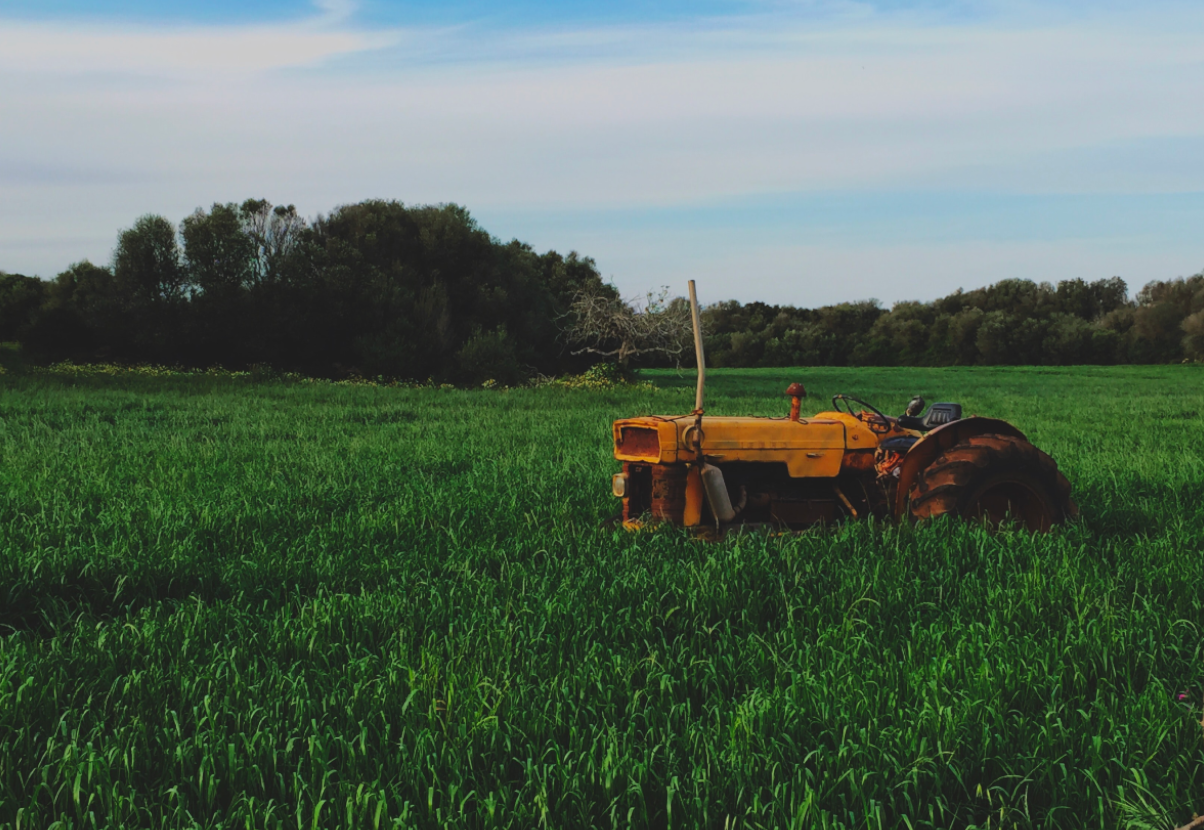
(908, 433), (1077, 532)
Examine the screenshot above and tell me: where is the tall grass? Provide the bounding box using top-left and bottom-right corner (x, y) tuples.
(1, 365), (1203, 828)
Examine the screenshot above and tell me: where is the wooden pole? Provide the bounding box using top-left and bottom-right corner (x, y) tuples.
(689, 280), (705, 413)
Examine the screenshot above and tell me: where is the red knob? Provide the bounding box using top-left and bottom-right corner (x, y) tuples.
(785, 383), (806, 421)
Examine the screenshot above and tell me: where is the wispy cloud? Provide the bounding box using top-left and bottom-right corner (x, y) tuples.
(311, 0), (358, 26)
(0, 0), (401, 75)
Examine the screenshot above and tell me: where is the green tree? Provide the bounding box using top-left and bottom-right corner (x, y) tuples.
(1092, 276), (1129, 316)
(43, 260), (117, 318)
(0, 273), (46, 341)
(1183, 310), (1204, 361)
(455, 326), (522, 384)
(948, 307), (985, 364)
(1042, 313), (1095, 364)
(19, 262), (116, 358)
(1129, 275), (1202, 362)
(114, 214), (185, 307)
(181, 203), (256, 297)
(974, 311), (1012, 364)
(295, 199), (578, 380)
(180, 203), (267, 365)
(1180, 275), (1204, 361)
(108, 215), (186, 359)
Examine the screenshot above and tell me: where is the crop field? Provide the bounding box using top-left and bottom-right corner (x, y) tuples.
(2, 364), (1204, 829)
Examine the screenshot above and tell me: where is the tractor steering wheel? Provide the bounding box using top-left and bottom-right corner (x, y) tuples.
(832, 394), (892, 434)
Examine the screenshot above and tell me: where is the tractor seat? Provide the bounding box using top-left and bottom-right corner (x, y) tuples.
(896, 402), (963, 432)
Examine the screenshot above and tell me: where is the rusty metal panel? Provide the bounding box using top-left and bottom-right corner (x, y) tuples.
(617, 426), (660, 458)
(650, 465), (687, 523)
(683, 465), (704, 527)
(841, 449), (876, 472)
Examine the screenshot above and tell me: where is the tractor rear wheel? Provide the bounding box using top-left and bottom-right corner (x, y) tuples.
(908, 433), (1076, 532)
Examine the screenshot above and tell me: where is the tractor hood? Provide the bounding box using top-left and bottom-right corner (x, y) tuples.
(612, 413), (877, 478)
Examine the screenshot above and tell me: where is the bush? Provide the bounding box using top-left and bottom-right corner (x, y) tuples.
(533, 362), (654, 391)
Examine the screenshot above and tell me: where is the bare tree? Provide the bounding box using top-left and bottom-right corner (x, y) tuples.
(563, 286), (696, 367)
(239, 199), (307, 286)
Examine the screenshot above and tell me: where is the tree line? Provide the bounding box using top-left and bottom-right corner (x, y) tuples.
(700, 273), (1204, 368)
(0, 200), (614, 383)
(1, 199), (1201, 378)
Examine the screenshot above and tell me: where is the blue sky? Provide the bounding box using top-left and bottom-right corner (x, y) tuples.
(1, 0), (1202, 306)
(0, 0), (992, 27)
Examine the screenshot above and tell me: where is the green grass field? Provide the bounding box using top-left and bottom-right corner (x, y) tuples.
(2, 365), (1203, 829)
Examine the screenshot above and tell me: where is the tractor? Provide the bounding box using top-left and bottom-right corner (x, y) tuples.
(609, 283), (1076, 533)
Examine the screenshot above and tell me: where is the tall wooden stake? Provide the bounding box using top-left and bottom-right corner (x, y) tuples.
(689, 280), (705, 413)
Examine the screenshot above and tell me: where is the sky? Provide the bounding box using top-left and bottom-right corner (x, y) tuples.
(1, 0), (1202, 307)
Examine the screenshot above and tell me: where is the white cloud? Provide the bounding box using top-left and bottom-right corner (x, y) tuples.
(311, 0), (359, 26)
(0, 2), (401, 75)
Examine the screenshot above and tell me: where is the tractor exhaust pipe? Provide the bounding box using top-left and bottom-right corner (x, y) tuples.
(689, 280), (705, 413)
(687, 281), (742, 527)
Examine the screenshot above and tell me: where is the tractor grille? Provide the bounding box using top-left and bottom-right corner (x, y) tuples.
(617, 426), (661, 458)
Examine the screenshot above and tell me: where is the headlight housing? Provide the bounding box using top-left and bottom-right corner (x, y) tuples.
(611, 473), (627, 498)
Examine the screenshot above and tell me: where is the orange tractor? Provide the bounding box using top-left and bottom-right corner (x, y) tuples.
(610, 283), (1076, 533)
